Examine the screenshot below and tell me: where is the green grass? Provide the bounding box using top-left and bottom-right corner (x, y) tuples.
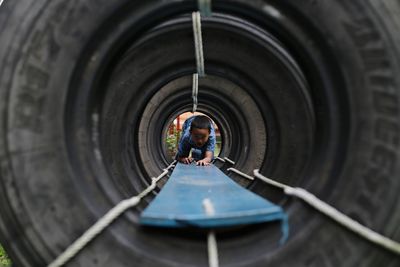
(0, 245), (11, 267)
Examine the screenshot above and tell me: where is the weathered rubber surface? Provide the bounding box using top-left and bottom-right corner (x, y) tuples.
(0, 0), (399, 266)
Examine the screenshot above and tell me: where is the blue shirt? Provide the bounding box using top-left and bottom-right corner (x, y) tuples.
(177, 116), (216, 160)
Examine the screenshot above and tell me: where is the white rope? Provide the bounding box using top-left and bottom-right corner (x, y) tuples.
(163, 160), (177, 172)
(207, 232), (218, 267)
(214, 156), (235, 165)
(203, 199), (219, 267)
(253, 170), (286, 190)
(192, 12), (205, 77)
(253, 169), (400, 255)
(48, 161), (176, 267)
(192, 73), (199, 113)
(227, 167), (254, 180)
(48, 197), (141, 267)
(191, 2), (210, 113)
(223, 157), (235, 165)
(0, 0), (4, 7)
(191, 11), (204, 113)
(215, 157), (225, 163)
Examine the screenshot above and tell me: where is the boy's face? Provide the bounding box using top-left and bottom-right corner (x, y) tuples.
(190, 128), (210, 147)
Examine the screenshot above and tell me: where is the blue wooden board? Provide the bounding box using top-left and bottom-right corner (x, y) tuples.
(140, 163), (288, 242)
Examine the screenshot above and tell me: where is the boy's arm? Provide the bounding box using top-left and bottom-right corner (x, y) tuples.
(197, 129), (216, 166)
(176, 135), (192, 164)
(206, 126), (216, 156)
(204, 151), (214, 162)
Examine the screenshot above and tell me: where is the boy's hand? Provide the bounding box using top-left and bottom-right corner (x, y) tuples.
(196, 159), (211, 166)
(196, 151), (213, 166)
(179, 157), (193, 164)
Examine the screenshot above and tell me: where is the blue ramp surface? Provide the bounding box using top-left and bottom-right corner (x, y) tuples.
(141, 163), (288, 240)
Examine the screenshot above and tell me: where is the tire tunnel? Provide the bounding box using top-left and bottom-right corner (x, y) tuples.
(0, 0), (399, 266)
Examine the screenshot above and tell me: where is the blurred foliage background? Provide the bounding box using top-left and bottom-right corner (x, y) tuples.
(0, 245), (11, 267)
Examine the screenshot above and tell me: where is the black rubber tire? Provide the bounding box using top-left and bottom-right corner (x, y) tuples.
(136, 75), (267, 187)
(0, 1), (400, 267)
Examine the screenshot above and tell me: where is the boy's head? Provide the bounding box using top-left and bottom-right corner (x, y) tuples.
(190, 115), (211, 147)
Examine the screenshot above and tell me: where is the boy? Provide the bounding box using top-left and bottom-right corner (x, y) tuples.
(176, 115), (216, 166)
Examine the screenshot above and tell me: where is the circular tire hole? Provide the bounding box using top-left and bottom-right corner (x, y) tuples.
(163, 111), (223, 161)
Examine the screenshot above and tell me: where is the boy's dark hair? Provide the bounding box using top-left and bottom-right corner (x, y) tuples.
(190, 115), (211, 133)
